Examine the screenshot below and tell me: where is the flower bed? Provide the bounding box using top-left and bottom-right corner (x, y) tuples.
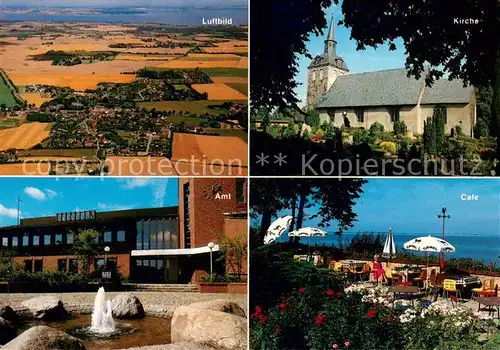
(250, 280), (500, 349)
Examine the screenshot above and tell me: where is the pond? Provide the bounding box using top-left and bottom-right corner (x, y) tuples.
(20, 315), (171, 350)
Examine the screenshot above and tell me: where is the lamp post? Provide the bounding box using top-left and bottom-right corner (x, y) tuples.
(104, 246), (110, 268)
(437, 207), (450, 268)
(207, 242), (215, 282)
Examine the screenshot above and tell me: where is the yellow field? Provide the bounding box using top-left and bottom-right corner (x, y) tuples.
(235, 57), (248, 69)
(211, 77), (247, 83)
(156, 60), (240, 69)
(10, 73), (136, 91)
(186, 53), (241, 59)
(203, 47), (248, 54)
(191, 83), (247, 100)
(0, 122), (51, 151)
(20, 92), (52, 107)
(0, 162), (50, 175)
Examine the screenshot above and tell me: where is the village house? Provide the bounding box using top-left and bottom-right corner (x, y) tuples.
(307, 17), (476, 136)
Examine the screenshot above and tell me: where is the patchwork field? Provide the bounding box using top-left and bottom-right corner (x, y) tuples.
(155, 60), (242, 69)
(20, 92), (52, 107)
(0, 163), (50, 175)
(10, 73), (136, 91)
(191, 83), (247, 100)
(0, 122), (51, 151)
(225, 83), (248, 96)
(18, 148), (97, 158)
(211, 77), (247, 83)
(0, 118), (21, 129)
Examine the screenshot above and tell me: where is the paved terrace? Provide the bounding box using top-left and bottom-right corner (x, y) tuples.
(0, 292), (247, 317)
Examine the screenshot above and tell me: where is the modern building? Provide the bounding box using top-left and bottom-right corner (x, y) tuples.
(0, 178), (247, 284)
(307, 16), (476, 136)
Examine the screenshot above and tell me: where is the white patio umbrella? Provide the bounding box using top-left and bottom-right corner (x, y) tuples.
(287, 227), (328, 237)
(382, 228), (396, 258)
(403, 236), (455, 253)
(263, 215), (293, 244)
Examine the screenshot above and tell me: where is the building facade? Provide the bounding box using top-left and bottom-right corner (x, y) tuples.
(0, 178), (247, 284)
(307, 17), (476, 136)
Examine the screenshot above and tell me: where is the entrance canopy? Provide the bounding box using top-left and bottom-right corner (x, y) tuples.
(131, 245), (220, 257)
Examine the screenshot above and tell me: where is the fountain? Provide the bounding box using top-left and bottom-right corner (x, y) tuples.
(90, 287), (116, 334)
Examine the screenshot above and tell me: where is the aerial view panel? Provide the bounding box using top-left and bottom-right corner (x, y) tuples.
(0, 0), (248, 176)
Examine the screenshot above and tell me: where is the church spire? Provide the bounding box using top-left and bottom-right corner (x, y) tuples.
(324, 14), (337, 57)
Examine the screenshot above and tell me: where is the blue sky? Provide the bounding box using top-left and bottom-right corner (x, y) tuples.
(0, 178), (177, 227)
(295, 1), (406, 106)
(257, 179), (500, 236)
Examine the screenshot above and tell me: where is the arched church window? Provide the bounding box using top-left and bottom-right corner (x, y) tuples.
(312, 71), (316, 81)
(319, 70), (324, 80)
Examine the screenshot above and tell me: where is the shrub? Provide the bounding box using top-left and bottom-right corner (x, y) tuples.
(394, 120), (407, 135)
(379, 141), (397, 154)
(369, 122), (385, 135)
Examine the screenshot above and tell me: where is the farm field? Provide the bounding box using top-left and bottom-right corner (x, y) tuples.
(211, 77), (247, 83)
(105, 156), (179, 176)
(191, 83), (247, 100)
(0, 118), (21, 129)
(155, 60), (242, 69)
(137, 99), (247, 115)
(205, 128), (248, 142)
(9, 73), (136, 91)
(200, 68), (248, 78)
(0, 122), (51, 151)
(0, 163), (50, 175)
(225, 83), (248, 96)
(166, 115), (204, 127)
(20, 92), (52, 107)
(0, 74), (18, 107)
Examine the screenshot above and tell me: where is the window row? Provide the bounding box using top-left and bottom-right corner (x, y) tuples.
(1, 230), (126, 247)
(136, 219), (178, 250)
(327, 106), (448, 124)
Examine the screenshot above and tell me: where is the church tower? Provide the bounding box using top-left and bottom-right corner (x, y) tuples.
(306, 15), (349, 108)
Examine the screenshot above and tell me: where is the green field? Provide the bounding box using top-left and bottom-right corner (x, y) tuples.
(117, 130), (133, 138)
(200, 68), (248, 78)
(0, 118), (21, 129)
(18, 148), (97, 158)
(137, 99), (247, 116)
(182, 56), (241, 61)
(225, 83), (248, 96)
(204, 128), (248, 142)
(167, 115), (205, 127)
(0, 75), (18, 107)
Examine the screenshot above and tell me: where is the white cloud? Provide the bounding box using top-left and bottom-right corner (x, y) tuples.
(152, 181), (168, 207)
(0, 204), (20, 219)
(45, 189), (57, 198)
(121, 178), (152, 189)
(24, 186), (46, 200)
(97, 203), (136, 211)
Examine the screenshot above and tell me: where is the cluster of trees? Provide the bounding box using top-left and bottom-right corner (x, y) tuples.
(136, 68), (213, 84)
(423, 106), (447, 156)
(26, 111), (60, 122)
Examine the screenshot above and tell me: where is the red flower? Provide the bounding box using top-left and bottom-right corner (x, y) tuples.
(332, 344), (339, 349)
(366, 309), (376, 318)
(326, 289), (335, 296)
(344, 340), (351, 347)
(251, 306), (263, 318)
(299, 287), (305, 295)
(335, 291), (342, 297)
(315, 313), (326, 325)
(450, 295), (458, 302)
(273, 328), (281, 335)
(258, 314), (268, 324)
(279, 302), (287, 309)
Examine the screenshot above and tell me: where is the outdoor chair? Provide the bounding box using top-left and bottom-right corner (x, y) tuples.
(471, 279), (487, 298)
(384, 268), (394, 286)
(360, 264), (371, 281)
(443, 279), (462, 302)
(485, 279), (497, 293)
(413, 270), (427, 289)
(427, 273), (445, 301)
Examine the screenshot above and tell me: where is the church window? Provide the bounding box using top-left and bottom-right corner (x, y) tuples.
(390, 107), (400, 122)
(436, 105), (447, 124)
(319, 70), (324, 80)
(327, 109), (335, 123)
(356, 108), (364, 123)
(312, 71), (316, 81)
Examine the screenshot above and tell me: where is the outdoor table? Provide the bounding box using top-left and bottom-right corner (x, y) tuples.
(389, 285), (420, 306)
(473, 297), (500, 319)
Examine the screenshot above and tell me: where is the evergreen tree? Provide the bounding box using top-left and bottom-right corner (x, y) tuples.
(283, 121), (298, 139)
(305, 109), (320, 129)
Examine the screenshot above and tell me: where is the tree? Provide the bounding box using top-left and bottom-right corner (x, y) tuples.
(339, 0), (499, 171)
(72, 229), (100, 274)
(215, 232), (247, 281)
(475, 86), (494, 138)
(250, 0), (333, 111)
(304, 109), (321, 129)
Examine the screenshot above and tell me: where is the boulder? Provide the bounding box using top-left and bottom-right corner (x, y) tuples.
(2, 325), (85, 350)
(0, 317), (16, 345)
(185, 299), (246, 318)
(20, 296), (68, 320)
(171, 305), (246, 350)
(111, 293), (145, 319)
(0, 306), (18, 325)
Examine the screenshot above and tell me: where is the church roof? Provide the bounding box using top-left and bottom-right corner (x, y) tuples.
(308, 53), (349, 70)
(317, 68), (472, 108)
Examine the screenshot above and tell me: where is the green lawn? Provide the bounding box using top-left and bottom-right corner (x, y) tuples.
(167, 115), (204, 127)
(201, 68), (248, 77)
(137, 99), (247, 116)
(173, 85), (190, 91)
(0, 75), (18, 108)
